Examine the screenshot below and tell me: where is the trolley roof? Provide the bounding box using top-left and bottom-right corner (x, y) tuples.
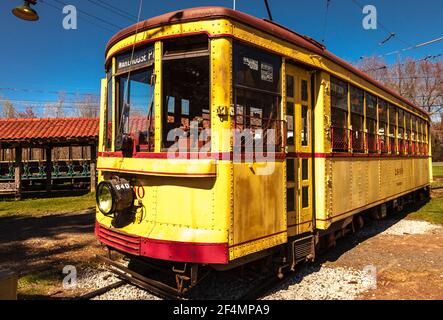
(105, 6), (429, 118)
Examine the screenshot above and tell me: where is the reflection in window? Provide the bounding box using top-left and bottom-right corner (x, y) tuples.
(366, 93), (377, 153)
(405, 112), (412, 154)
(116, 68), (154, 153)
(302, 158), (308, 180)
(286, 159), (295, 182)
(378, 99), (388, 153)
(389, 105), (397, 153)
(233, 42), (282, 152)
(331, 77), (348, 152)
(398, 108), (404, 153)
(106, 69), (113, 150)
(301, 105), (309, 147)
(301, 80), (308, 101)
(302, 186), (309, 208)
(286, 75), (294, 98)
(287, 188), (295, 212)
(162, 56), (210, 150)
(286, 102), (294, 146)
(350, 86), (364, 153)
(234, 89), (281, 152)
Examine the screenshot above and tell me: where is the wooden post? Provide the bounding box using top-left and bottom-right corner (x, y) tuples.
(14, 146), (22, 200)
(45, 146), (52, 192)
(90, 144), (97, 193)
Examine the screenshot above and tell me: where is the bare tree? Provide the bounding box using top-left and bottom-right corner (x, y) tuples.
(356, 57), (443, 116)
(73, 93), (100, 118)
(43, 92), (66, 118)
(17, 106), (36, 118)
(1, 99), (17, 118)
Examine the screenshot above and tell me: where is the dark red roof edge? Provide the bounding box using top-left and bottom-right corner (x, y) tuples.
(105, 6), (428, 118)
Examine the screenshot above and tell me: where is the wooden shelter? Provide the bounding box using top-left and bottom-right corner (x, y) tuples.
(0, 118), (98, 198)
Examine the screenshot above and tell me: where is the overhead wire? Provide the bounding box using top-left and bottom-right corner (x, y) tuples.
(86, 0), (137, 22)
(95, 0), (138, 20)
(40, 0), (117, 33)
(50, 0), (124, 30)
(321, 0), (331, 44)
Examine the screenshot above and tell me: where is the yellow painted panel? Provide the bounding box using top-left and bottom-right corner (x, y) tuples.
(97, 156), (216, 177)
(229, 232), (287, 260)
(232, 162), (286, 251)
(96, 171), (229, 244)
(321, 157), (430, 228)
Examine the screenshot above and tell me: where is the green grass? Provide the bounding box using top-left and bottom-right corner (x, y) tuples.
(18, 269), (62, 297)
(0, 193), (95, 218)
(433, 165), (443, 177)
(408, 196), (443, 225)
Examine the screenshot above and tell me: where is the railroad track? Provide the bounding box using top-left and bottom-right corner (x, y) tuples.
(75, 280), (126, 300)
(94, 254), (185, 300)
(75, 254), (292, 300)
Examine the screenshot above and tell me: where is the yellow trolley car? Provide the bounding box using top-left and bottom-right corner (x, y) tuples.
(95, 7), (431, 290)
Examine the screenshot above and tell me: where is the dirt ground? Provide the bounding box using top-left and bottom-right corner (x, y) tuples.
(320, 215), (443, 299)
(0, 210), (103, 298)
(0, 193), (442, 300)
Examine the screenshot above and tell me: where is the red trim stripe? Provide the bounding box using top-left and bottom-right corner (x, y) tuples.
(96, 222), (229, 264)
(99, 151), (430, 160)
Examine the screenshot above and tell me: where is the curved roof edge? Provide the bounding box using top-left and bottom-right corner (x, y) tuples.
(105, 6), (428, 118)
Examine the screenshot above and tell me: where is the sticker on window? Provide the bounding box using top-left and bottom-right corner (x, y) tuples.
(261, 62), (273, 82)
(243, 57), (258, 71)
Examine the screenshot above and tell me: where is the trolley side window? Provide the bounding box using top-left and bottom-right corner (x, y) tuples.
(405, 112), (412, 154)
(233, 42), (282, 152)
(398, 108), (405, 153)
(366, 93), (377, 153)
(330, 76), (348, 152)
(388, 104), (397, 153)
(161, 36), (210, 151)
(350, 85), (364, 153)
(378, 99), (388, 153)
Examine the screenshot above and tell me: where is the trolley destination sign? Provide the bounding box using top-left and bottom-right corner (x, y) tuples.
(116, 46), (154, 73)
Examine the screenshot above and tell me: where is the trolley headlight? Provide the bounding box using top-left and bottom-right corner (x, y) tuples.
(96, 177), (134, 215)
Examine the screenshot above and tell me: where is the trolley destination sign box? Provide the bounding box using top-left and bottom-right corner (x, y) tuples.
(116, 46), (154, 73)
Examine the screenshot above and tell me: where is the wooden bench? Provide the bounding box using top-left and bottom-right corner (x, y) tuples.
(0, 182), (18, 195)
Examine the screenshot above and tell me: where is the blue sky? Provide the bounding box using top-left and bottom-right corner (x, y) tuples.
(1, 0), (442, 115)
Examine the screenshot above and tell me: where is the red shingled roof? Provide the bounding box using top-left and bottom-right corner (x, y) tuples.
(0, 118), (99, 141)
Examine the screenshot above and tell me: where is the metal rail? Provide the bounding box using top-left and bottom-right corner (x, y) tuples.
(75, 280), (126, 300)
(96, 254), (184, 300)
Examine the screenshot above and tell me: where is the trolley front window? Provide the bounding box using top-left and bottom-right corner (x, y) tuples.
(115, 68), (155, 153)
(161, 35), (210, 151)
(105, 69), (112, 151)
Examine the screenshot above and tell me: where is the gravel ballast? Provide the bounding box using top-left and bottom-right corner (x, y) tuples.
(381, 219), (441, 236)
(264, 265), (375, 300)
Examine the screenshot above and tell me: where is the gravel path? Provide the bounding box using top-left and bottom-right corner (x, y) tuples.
(380, 219), (441, 236)
(92, 284), (161, 300)
(264, 265), (374, 300)
(75, 264), (159, 300)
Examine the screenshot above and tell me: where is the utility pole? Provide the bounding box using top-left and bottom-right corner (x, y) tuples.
(233, 0), (236, 10)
